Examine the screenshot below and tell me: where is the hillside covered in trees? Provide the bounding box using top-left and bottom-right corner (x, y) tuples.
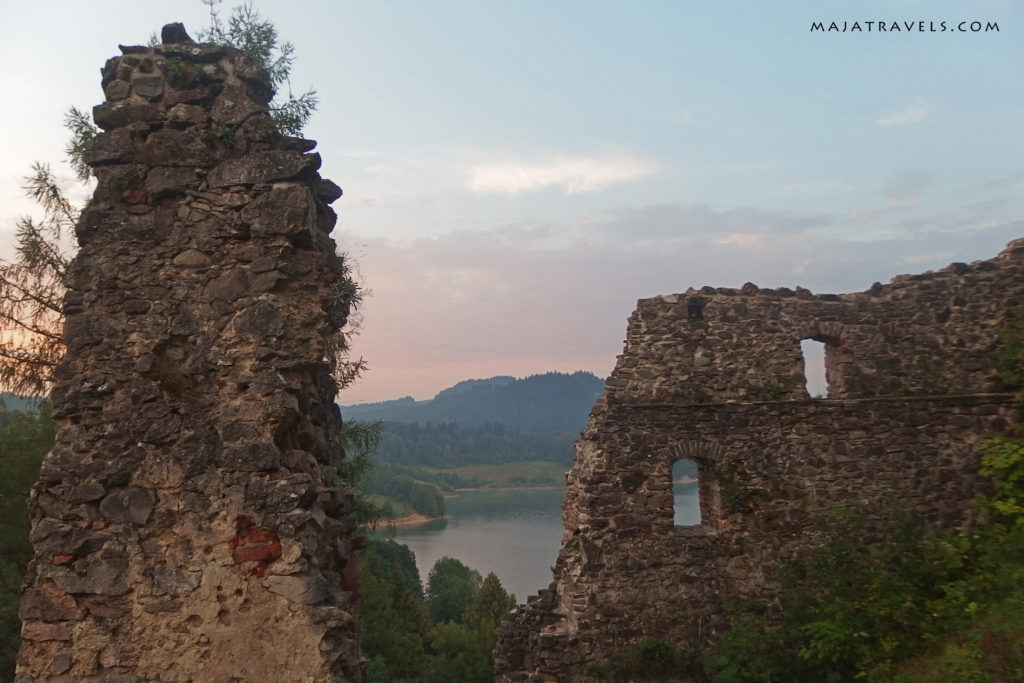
(348, 372), (602, 501)
(374, 422), (574, 468)
(342, 371), (604, 437)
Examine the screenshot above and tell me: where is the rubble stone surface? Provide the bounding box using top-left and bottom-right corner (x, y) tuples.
(17, 24), (362, 682)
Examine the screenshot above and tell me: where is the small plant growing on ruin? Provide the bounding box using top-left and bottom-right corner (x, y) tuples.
(756, 383), (787, 400)
(721, 485), (750, 514)
(611, 639), (701, 680)
(162, 56), (197, 89)
(63, 107), (97, 182)
(199, 0), (318, 135)
(216, 122), (238, 147)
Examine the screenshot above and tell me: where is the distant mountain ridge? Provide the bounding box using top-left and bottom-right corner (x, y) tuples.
(0, 393), (42, 413)
(341, 371), (605, 437)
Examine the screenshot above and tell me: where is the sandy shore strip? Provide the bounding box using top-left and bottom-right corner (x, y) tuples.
(382, 512), (445, 527)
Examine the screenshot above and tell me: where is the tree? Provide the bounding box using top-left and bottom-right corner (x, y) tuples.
(0, 165), (77, 397)
(0, 405), (55, 679)
(358, 540), (432, 683)
(357, 543), (517, 682)
(470, 571), (517, 624)
(425, 557), (482, 624)
(326, 419), (388, 529)
(197, 0), (318, 135)
(423, 620), (495, 682)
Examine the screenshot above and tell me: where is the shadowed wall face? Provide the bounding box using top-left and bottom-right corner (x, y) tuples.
(17, 24), (362, 681)
(495, 240), (1024, 681)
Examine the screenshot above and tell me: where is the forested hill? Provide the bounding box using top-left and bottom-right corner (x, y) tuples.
(341, 371), (605, 437)
(375, 422), (574, 468)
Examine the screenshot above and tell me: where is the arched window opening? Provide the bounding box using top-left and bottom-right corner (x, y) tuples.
(800, 338), (828, 398)
(673, 459), (701, 526)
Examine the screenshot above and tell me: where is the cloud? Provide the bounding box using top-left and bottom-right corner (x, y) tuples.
(337, 203), (883, 403)
(901, 250), (958, 265)
(848, 171), (935, 223)
(882, 171), (934, 201)
(337, 187), (1023, 403)
(714, 233), (763, 247)
(979, 170), (1024, 192)
(876, 100), (930, 126)
(583, 204), (829, 246)
(849, 198), (920, 224)
(466, 155), (658, 195)
(776, 181), (855, 197)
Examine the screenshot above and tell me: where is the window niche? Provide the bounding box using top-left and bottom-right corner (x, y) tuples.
(672, 459), (702, 526)
(687, 298), (706, 322)
(800, 338), (828, 398)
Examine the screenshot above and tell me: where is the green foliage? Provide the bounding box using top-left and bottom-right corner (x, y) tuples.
(996, 311), (1024, 391)
(62, 107), (97, 182)
(422, 620), (496, 682)
(752, 383), (787, 401)
(198, 1), (318, 135)
(270, 90), (319, 138)
(425, 556), (482, 624)
(708, 496), (1024, 682)
(0, 165), (74, 396)
(631, 639), (676, 674)
(362, 538), (422, 597)
(364, 464), (446, 519)
(721, 484), (751, 514)
(324, 420), (387, 528)
(0, 405), (54, 680)
(359, 542), (431, 683)
(162, 57), (197, 90)
(609, 638), (702, 681)
(979, 437), (1024, 526)
(705, 612), (798, 683)
(373, 421), (575, 469)
(385, 459), (566, 490)
(358, 545), (516, 682)
(419, 618), (491, 683)
(326, 254), (368, 391)
(471, 571), (517, 624)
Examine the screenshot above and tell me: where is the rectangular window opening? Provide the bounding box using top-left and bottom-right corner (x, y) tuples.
(800, 338), (828, 398)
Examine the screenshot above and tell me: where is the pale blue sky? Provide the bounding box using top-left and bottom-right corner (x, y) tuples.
(1, 1), (1021, 401)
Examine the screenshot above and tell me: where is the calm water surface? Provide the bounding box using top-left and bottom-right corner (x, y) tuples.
(382, 484), (700, 602)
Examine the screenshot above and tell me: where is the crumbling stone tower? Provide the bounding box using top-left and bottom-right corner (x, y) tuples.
(17, 24), (362, 681)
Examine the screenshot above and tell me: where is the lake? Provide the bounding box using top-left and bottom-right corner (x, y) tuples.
(379, 483), (701, 602)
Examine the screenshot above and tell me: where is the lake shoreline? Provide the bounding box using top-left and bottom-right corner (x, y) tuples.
(386, 481), (689, 525)
(383, 512), (445, 526)
(383, 485), (567, 525)
(453, 484), (565, 493)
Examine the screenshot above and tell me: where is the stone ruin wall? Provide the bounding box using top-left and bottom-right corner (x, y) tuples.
(495, 239), (1024, 680)
(17, 25), (362, 681)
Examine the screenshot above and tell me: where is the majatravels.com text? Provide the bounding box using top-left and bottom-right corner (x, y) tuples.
(812, 20), (999, 33)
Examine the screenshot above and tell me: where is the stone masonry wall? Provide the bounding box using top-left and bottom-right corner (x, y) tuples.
(495, 240), (1024, 681)
(17, 25), (362, 681)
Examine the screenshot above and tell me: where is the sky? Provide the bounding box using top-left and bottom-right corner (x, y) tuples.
(1, 1), (1022, 403)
